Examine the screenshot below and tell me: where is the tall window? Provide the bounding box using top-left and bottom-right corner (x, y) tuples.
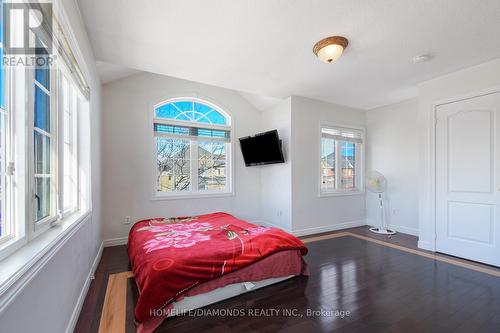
(0, 1), (91, 260)
(60, 73), (78, 214)
(153, 98), (231, 197)
(320, 124), (364, 195)
(33, 44), (53, 224)
(0, 4), (11, 242)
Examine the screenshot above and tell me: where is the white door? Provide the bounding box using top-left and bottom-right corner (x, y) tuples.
(436, 92), (500, 266)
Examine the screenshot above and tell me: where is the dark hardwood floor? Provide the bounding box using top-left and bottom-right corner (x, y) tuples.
(74, 227), (500, 333)
(330, 226), (419, 249)
(75, 245), (131, 333)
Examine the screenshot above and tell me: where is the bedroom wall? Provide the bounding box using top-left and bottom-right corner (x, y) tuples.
(0, 0), (103, 332)
(290, 96), (367, 235)
(260, 98), (293, 231)
(365, 99), (419, 236)
(417, 58), (500, 250)
(101, 72), (262, 241)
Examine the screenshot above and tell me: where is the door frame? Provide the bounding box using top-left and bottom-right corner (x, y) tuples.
(428, 86), (500, 252)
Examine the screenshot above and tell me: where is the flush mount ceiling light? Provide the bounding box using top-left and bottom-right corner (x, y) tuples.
(412, 54), (433, 64)
(313, 36), (349, 63)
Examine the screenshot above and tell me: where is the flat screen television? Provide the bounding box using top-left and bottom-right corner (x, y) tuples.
(239, 130), (285, 166)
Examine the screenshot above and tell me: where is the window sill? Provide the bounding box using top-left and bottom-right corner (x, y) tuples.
(151, 191), (234, 201)
(0, 210), (91, 315)
(319, 190), (365, 197)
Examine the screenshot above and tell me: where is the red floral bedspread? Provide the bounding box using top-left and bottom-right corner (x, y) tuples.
(128, 212), (308, 323)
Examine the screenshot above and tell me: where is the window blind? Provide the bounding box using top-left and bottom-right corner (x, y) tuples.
(321, 127), (363, 144)
(154, 123), (231, 142)
(29, 2), (91, 100)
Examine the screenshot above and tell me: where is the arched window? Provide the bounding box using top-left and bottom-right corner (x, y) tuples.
(153, 98), (231, 196)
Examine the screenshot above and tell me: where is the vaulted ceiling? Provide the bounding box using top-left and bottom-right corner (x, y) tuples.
(79, 0), (500, 109)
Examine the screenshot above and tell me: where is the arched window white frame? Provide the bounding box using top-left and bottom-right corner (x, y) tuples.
(153, 97), (232, 198)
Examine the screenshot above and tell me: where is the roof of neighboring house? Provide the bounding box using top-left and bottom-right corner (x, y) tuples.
(159, 145), (226, 175)
(321, 153), (355, 169)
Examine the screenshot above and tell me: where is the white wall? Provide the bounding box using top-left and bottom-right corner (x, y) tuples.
(418, 58), (500, 250)
(260, 98), (292, 231)
(0, 0), (103, 332)
(290, 96), (366, 235)
(102, 80), (371, 239)
(365, 99), (419, 236)
(101, 72), (262, 241)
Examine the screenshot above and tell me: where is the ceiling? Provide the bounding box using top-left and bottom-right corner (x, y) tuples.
(78, 0), (500, 110)
(95, 61), (140, 84)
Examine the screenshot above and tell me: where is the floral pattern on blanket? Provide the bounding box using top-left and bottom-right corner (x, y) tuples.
(137, 221), (273, 253)
(247, 226), (271, 235)
(128, 212), (308, 324)
(138, 222), (213, 252)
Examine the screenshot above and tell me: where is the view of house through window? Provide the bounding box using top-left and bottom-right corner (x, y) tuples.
(341, 141), (356, 189)
(154, 98), (231, 196)
(320, 137), (335, 190)
(156, 138), (191, 191)
(320, 125), (363, 194)
(198, 141), (226, 190)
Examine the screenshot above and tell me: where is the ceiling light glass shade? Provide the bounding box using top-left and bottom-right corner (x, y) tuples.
(313, 36), (349, 63)
(317, 44), (344, 63)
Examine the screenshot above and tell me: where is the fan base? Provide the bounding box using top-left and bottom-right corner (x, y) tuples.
(369, 227), (396, 235)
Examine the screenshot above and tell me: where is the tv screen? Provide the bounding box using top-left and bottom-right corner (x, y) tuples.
(239, 130), (285, 166)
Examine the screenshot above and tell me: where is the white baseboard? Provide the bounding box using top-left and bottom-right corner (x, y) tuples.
(418, 240), (435, 251)
(89, 242), (103, 280)
(65, 242), (103, 333)
(252, 219), (366, 237)
(388, 224), (419, 236)
(103, 237), (128, 247)
(365, 220), (419, 237)
(250, 220), (293, 233)
(291, 220), (366, 237)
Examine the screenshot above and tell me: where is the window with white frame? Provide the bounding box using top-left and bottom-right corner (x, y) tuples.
(0, 11), (12, 243)
(0, 3), (91, 259)
(30, 59), (84, 236)
(320, 125), (364, 194)
(33, 40), (54, 225)
(153, 98), (232, 197)
(59, 70), (79, 214)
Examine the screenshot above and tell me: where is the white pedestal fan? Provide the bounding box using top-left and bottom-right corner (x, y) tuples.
(367, 171), (396, 235)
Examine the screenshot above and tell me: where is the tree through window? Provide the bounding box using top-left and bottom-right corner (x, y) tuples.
(154, 98), (231, 196)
